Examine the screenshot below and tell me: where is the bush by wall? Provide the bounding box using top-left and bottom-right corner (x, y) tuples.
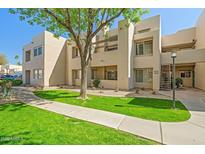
(12, 80), (23, 86)
(176, 77), (183, 88)
(0, 79), (22, 87)
(92, 79), (101, 88)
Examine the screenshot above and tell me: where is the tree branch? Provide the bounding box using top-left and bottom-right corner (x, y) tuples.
(89, 9), (125, 40)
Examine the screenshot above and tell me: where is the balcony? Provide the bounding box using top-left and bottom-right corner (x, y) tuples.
(161, 48), (205, 65)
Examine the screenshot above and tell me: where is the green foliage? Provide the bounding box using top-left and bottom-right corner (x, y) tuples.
(0, 79), (12, 98)
(0, 79), (22, 87)
(35, 90), (191, 122)
(92, 79), (101, 88)
(176, 77), (183, 88)
(12, 79), (23, 86)
(9, 8), (149, 40)
(0, 54), (8, 65)
(0, 80), (4, 86)
(14, 54), (21, 65)
(9, 8), (148, 36)
(0, 103), (156, 145)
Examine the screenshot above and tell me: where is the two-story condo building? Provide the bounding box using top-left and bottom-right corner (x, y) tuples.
(22, 10), (205, 92)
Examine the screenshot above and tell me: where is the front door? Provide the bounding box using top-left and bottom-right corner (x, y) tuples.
(25, 70), (30, 84)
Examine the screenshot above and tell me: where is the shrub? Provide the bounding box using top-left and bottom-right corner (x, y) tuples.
(0, 79), (12, 98)
(12, 79), (23, 86)
(176, 77), (183, 88)
(0, 79), (22, 87)
(92, 79), (101, 88)
(0, 80), (4, 86)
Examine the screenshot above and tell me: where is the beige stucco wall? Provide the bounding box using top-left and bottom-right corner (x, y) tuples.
(66, 17), (160, 90)
(23, 9), (205, 91)
(133, 15), (161, 91)
(67, 19), (132, 90)
(175, 65), (194, 87)
(44, 31), (67, 86)
(22, 31), (67, 87)
(195, 62), (205, 90)
(161, 48), (205, 65)
(196, 10), (205, 49)
(162, 27), (196, 47)
(134, 15), (160, 34)
(22, 32), (45, 86)
(117, 19), (132, 90)
(100, 80), (117, 89)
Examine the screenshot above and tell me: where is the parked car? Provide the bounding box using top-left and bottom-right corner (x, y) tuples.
(13, 72), (22, 80)
(0, 74), (4, 79)
(1, 75), (15, 80)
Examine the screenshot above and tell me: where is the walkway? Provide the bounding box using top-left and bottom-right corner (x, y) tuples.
(14, 87), (205, 145)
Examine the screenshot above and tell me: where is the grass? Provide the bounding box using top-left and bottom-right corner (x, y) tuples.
(0, 102), (156, 145)
(34, 90), (191, 122)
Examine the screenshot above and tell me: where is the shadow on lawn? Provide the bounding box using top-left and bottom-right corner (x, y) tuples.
(115, 97), (186, 110)
(35, 91), (79, 100)
(0, 131), (44, 145)
(0, 102), (27, 111)
(35, 90), (187, 111)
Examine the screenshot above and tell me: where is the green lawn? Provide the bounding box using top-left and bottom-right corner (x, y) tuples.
(0, 102), (156, 145)
(34, 90), (191, 122)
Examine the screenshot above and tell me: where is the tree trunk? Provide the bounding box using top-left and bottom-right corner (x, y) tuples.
(80, 63), (88, 99)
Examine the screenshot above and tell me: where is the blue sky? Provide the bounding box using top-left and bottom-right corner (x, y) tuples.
(0, 8), (203, 64)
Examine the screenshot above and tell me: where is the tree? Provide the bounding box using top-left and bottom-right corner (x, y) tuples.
(0, 54), (8, 65)
(9, 8), (148, 99)
(14, 54), (21, 65)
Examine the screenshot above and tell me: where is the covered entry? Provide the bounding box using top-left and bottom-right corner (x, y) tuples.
(175, 64), (195, 88)
(160, 63), (195, 90)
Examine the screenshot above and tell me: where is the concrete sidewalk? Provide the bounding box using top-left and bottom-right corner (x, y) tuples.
(14, 87), (205, 144)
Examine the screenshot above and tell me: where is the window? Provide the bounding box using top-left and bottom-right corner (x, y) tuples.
(34, 46), (43, 56)
(25, 50), (31, 62)
(136, 43), (143, 55)
(33, 69), (43, 79)
(105, 45), (118, 52)
(144, 40), (153, 55)
(38, 47), (42, 55)
(33, 69), (38, 79)
(104, 35), (118, 52)
(38, 69), (43, 79)
(135, 68), (153, 83)
(73, 70), (80, 79)
(180, 71), (191, 78)
(72, 47), (79, 58)
(91, 69), (97, 79)
(108, 35), (118, 42)
(136, 70), (143, 82)
(136, 40), (153, 56)
(105, 66), (117, 80)
(106, 71), (117, 80)
(34, 48), (38, 56)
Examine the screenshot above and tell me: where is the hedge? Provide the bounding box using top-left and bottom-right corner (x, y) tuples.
(0, 79), (23, 86)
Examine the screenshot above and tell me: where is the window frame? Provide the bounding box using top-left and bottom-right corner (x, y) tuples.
(180, 71), (191, 78)
(136, 39), (153, 56)
(73, 70), (80, 79)
(25, 50), (31, 62)
(135, 68), (153, 83)
(72, 47), (79, 58)
(33, 46), (43, 57)
(33, 69), (43, 80)
(106, 71), (117, 80)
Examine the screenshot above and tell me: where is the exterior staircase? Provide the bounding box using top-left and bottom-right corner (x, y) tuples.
(160, 65), (171, 91)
